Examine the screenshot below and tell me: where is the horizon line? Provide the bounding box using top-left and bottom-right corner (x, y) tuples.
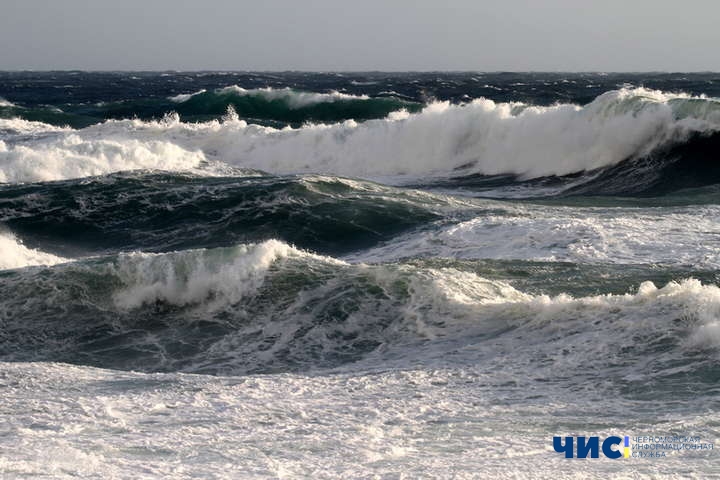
(1, 69), (719, 75)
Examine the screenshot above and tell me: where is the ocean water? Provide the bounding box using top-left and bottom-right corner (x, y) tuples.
(1, 71), (719, 478)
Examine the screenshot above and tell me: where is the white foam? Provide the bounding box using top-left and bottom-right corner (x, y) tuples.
(377, 268), (720, 361)
(112, 240), (342, 310)
(65, 239), (720, 379)
(168, 89), (207, 102)
(89, 87), (720, 180)
(0, 232), (68, 270)
(349, 203), (720, 268)
(2, 88), (718, 184)
(0, 117), (69, 136)
(0, 131), (206, 183)
(525, 278), (720, 352)
(169, 86), (370, 108)
(202, 87), (717, 180)
(3, 358), (713, 479)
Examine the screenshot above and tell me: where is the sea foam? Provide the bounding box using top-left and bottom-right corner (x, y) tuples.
(0, 231), (68, 270)
(1, 88), (718, 184)
(169, 86), (370, 107)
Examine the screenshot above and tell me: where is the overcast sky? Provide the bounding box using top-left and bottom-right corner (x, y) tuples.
(1, 0), (718, 71)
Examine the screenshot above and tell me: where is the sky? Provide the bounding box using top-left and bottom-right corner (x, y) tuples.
(1, 0), (718, 71)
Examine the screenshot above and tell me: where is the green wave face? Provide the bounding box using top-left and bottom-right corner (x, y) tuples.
(174, 88), (423, 124)
(0, 173), (445, 256)
(0, 88), (423, 128)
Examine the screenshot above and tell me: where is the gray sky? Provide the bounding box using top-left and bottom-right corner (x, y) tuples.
(1, 0), (718, 71)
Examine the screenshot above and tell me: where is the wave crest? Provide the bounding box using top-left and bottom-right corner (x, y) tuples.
(1, 241), (718, 375)
(0, 133), (207, 183)
(1, 88), (718, 184)
(112, 240), (341, 309)
(0, 231), (68, 270)
(170, 86), (372, 108)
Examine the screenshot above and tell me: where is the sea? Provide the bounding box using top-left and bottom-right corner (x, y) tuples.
(0, 71), (719, 478)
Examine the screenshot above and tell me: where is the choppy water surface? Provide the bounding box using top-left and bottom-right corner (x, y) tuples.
(1, 72), (719, 478)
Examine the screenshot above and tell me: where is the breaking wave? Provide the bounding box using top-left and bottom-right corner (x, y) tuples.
(1, 88), (718, 186)
(0, 231), (68, 270)
(0, 240), (718, 378)
(0, 133), (207, 183)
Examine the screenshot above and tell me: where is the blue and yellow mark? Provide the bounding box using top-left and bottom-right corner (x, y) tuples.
(624, 436), (631, 458)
